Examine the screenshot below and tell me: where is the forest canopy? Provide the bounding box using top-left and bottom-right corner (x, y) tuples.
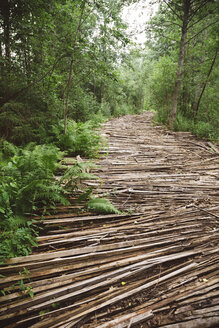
(0, 0), (218, 144)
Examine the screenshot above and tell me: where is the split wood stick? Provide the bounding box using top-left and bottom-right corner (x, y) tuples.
(90, 309), (153, 328)
(175, 290), (219, 314)
(1, 249), (198, 315)
(160, 316), (219, 328)
(28, 250), (200, 312)
(193, 205), (219, 219)
(4, 235), (189, 265)
(0, 244), (184, 285)
(0, 246), (183, 304)
(177, 288), (219, 306)
(27, 263), (197, 328)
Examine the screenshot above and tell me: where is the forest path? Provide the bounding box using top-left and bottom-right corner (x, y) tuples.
(96, 111), (218, 214)
(0, 112), (218, 328)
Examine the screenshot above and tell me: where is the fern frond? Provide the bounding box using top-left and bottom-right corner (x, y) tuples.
(87, 198), (121, 214)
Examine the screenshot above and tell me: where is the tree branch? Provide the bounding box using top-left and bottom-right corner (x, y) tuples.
(161, 20), (183, 28)
(64, 0), (88, 133)
(163, 0), (182, 21)
(155, 32), (178, 43)
(0, 54), (69, 107)
(186, 19), (219, 44)
(189, 0), (209, 20)
(187, 11), (214, 30)
(194, 46), (218, 120)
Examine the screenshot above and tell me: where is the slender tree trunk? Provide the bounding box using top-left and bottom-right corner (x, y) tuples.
(194, 46), (218, 121)
(63, 0), (87, 134)
(191, 30), (207, 116)
(170, 0), (191, 128)
(0, 41), (3, 74)
(1, 0), (10, 66)
(181, 42), (190, 114)
(64, 59), (74, 134)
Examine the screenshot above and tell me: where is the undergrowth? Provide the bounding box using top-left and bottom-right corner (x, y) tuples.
(0, 141), (120, 261)
(50, 119), (105, 157)
(0, 142), (67, 260)
(174, 113), (219, 142)
(154, 111), (219, 143)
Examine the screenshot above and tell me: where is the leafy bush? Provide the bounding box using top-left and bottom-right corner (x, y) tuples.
(100, 101), (112, 118)
(0, 99), (57, 146)
(92, 110), (108, 125)
(0, 142), (67, 215)
(174, 113), (218, 141)
(0, 141), (120, 260)
(148, 55), (177, 114)
(69, 90), (101, 122)
(174, 113), (192, 132)
(50, 119), (104, 157)
(60, 159), (98, 192)
(113, 103), (133, 117)
(0, 218), (39, 259)
(0, 142), (68, 261)
(192, 121), (218, 141)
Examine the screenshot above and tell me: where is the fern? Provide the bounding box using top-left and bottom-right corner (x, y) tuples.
(0, 142), (105, 259)
(60, 160), (98, 191)
(87, 198), (121, 214)
(0, 143), (69, 260)
(0, 216), (39, 261)
(50, 119), (103, 157)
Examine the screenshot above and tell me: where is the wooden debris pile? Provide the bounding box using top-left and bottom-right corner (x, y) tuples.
(0, 112), (218, 328)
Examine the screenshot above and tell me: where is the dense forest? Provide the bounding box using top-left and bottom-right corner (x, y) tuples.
(0, 0), (218, 259)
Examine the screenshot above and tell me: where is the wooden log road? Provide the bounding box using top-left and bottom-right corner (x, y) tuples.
(0, 112), (218, 327)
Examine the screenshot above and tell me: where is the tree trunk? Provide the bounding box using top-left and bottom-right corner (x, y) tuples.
(1, 0), (10, 65)
(170, 0), (191, 128)
(64, 59), (74, 134)
(193, 46), (218, 121)
(181, 42), (190, 114)
(63, 0), (87, 134)
(191, 30), (207, 117)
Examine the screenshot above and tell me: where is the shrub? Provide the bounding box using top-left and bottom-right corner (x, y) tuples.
(174, 113), (218, 142)
(0, 140), (119, 260)
(50, 119), (103, 157)
(174, 113), (192, 132)
(0, 142), (68, 261)
(113, 103), (133, 117)
(192, 121), (218, 141)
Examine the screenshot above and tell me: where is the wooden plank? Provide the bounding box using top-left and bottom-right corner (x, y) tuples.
(4, 234), (192, 265)
(94, 309), (153, 328)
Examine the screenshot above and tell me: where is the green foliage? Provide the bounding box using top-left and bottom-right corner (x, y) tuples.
(0, 0), (131, 146)
(0, 142), (68, 260)
(0, 219), (38, 260)
(0, 141), (67, 215)
(113, 103), (133, 117)
(148, 55), (177, 122)
(143, 2), (219, 142)
(60, 160), (98, 192)
(192, 121), (218, 141)
(70, 91), (101, 122)
(0, 140), (118, 260)
(50, 119), (104, 157)
(87, 198), (121, 214)
(174, 113), (218, 142)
